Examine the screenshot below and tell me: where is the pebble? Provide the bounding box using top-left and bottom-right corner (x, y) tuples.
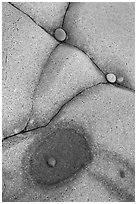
(47, 157), (57, 168)
(106, 73), (117, 83)
(54, 28), (67, 42)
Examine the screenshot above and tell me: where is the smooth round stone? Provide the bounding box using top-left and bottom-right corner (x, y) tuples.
(54, 28), (67, 42)
(117, 76), (124, 83)
(106, 73), (116, 83)
(47, 157), (57, 167)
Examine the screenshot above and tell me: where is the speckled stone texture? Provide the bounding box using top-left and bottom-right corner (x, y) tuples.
(2, 2), (135, 202)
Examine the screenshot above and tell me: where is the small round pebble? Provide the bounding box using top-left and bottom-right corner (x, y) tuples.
(106, 73), (116, 83)
(117, 76), (124, 83)
(47, 157), (57, 167)
(54, 28), (67, 42)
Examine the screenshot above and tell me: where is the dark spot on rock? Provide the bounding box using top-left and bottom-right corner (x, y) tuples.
(29, 128), (92, 187)
(119, 170), (125, 178)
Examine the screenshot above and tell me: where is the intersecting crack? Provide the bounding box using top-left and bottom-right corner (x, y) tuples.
(2, 3), (135, 202)
(3, 2), (134, 139)
(9, 2), (70, 41)
(3, 2), (107, 139)
(6, 1), (135, 93)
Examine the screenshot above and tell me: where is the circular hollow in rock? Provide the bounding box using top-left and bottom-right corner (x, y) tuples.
(29, 128), (92, 187)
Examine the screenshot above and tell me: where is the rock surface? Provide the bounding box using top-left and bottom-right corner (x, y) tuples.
(2, 2), (135, 202)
